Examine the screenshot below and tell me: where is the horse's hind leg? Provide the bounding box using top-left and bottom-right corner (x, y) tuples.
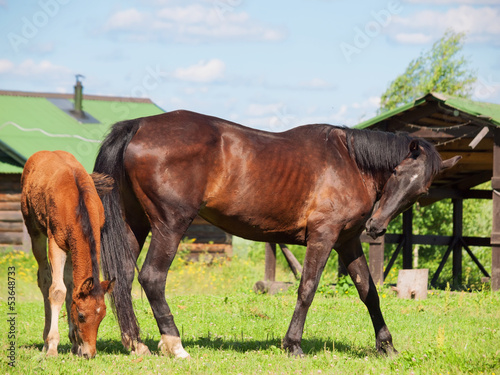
(337, 237), (396, 355)
(137, 220), (191, 359)
(44, 236), (68, 356)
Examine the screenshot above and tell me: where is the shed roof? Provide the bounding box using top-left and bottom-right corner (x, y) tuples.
(355, 92), (500, 203)
(0, 90), (164, 173)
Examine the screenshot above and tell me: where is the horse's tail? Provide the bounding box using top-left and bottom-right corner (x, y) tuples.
(75, 172), (101, 289)
(93, 118), (142, 347)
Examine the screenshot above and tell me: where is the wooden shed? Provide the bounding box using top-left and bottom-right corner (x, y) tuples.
(0, 87), (231, 255)
(356, 92), (500, 291)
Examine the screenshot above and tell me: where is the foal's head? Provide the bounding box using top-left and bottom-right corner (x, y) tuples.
(70, 277), (115, 358)
(365, 139), (460, 238)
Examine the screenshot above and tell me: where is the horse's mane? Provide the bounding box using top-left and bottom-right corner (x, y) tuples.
(75, 173), (102, 294)
(343, 127), (442, 179)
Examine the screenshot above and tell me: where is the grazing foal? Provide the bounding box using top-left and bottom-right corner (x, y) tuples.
(21, 151), (115, 358)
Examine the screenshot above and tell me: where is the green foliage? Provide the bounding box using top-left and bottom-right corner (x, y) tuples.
(379, 30), (477, 112)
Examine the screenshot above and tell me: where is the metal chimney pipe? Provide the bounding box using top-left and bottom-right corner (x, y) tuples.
(73, 74), (85, 118)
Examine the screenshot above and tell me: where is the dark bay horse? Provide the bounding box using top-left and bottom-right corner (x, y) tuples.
(21, 151), (115, 358)
(94, 110), (460, 357)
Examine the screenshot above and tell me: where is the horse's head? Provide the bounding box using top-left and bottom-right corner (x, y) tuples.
(70, 277), (115, 358)
(365, 140), (460, 239)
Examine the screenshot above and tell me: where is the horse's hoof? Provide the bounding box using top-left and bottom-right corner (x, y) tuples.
(46, 348), (58, 357)
(158, 335), (191, 359)
(131, 343), (151, 356)
(377, 343), (398, 357)
(282, 340), (304, 357)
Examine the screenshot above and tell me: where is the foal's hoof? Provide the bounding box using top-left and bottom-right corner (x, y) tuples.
(131, 342), (151, 356)
(45, 347), (58, 357)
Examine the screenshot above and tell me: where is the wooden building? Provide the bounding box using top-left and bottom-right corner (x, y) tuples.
(259, 93), (500, 292)
(0, 86), (231, 255)
(356, 93), (500, 291)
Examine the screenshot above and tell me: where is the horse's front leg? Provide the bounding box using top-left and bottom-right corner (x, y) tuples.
(282, 227), (337, 356)
(337, 236), (397, 355)
(63, 253), (78, 354)
(45, 237), (68, 356)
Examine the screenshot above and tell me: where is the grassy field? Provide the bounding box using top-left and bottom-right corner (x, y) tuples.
(1, 244), (499, 375)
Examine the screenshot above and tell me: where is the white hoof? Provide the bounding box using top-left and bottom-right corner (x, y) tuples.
(158, 335), (190, 359)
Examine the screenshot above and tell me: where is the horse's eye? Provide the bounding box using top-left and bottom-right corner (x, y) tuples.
(392, 170), (397, 176)
(78, 312), (85, 323)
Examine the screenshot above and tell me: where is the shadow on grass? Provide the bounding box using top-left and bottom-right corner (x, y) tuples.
(24, 337), (375, 359)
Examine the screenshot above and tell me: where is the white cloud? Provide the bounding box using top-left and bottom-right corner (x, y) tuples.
(390, 5), (500, 44)
(173, 59), (225, 83)
(0, 59), (72, 78)
(103, 5), (286, 43)
(105, 8), (146, 30)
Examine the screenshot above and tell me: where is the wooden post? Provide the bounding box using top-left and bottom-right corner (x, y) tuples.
(264, 242), (276, 282)
(491, 128), (500, 291)
(402, 208), (413, 269)
(368, 235), (385, 285)
(452, 198), (463, 287)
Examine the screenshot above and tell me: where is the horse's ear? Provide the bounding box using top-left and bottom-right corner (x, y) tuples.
(76, 277), (94, 298)
(409, 140), (420, 158)
(440, 155), (461, 172)
(101, 278), (116, 295)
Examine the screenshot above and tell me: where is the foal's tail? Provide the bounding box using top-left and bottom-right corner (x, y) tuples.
(94, 118), (142, 347)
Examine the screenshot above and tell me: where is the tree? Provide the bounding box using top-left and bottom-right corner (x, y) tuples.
(379, 30), (477, 113)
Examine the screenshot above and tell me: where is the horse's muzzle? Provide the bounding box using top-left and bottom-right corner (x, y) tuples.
(365, 218), (387, 239)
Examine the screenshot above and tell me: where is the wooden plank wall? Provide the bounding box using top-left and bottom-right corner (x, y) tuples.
(0, 174), (27, 251)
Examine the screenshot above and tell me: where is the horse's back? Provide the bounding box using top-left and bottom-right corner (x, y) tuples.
(123, 111), (366, 244)
(22, 151), (103, 243)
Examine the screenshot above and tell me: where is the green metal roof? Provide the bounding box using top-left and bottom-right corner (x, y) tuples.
(356, 92), (500, 129)
(0, 91), (164, 173)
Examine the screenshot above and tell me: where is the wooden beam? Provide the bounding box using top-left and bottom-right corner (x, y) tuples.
(264, 243), (277, 282)
(278, 244), (303, 280)
(367, 235), (384, 285)
(452, 199), (463, 287)
(402, 209), (413, 269)
(491, 128), (500, 291)
(364, 233), (491, 247)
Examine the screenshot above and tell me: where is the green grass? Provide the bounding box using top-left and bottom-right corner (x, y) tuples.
(1, 247), (499, 374)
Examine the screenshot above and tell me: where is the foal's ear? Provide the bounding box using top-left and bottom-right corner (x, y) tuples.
(101, 278), (116, 294)
(409, 140), (420, 158)
(76, 277), (94, 298)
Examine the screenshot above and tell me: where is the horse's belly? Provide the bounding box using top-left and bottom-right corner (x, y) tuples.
(198, 206), (307, 245)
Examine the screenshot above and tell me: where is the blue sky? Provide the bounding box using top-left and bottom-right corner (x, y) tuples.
(1, 0), (500, 131)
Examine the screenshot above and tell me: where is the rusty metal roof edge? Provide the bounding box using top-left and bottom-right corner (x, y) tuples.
(0, 89), (154, 103)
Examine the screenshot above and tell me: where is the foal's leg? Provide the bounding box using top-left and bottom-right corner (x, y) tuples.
(282, 229), (337, 356)
(45, 237), (68, 356)
(138, 221), (190, 359)
(337, 236), (396, 355)
(63, 253), (77, 354)
(31, 232), (51, 347)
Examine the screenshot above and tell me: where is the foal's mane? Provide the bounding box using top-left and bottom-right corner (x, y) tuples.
(343, 127), (442, 178)
(74, 173), (102, 293)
